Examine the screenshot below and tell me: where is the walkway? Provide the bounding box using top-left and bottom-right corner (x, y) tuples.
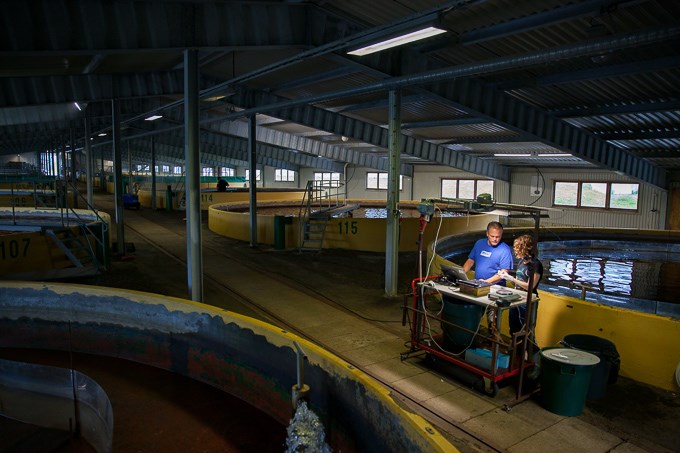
(85, 193), (677, 453)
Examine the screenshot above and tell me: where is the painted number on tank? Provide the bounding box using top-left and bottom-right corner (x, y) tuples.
(201, 194), (213, 202)
(338, 221), (358, 235)
(0, 238), (30, 260)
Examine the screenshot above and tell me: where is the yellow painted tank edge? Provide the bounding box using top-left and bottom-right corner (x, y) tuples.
(1, 280), (458, 452)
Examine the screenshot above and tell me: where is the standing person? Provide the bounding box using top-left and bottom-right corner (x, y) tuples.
(463, 221), (513, 284)
(498, 234), (543, 338)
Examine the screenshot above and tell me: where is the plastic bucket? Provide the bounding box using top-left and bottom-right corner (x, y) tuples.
(561, 334), (620, 399)
(540, 347), (600, 416)
(441, 297), (485, 351)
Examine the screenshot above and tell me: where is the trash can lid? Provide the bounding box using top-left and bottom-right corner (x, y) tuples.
(541, 347), (600, 366)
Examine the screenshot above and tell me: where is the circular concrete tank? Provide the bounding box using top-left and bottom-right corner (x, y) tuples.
(0, 282), (456, 452)
(209, 199), (497, 252)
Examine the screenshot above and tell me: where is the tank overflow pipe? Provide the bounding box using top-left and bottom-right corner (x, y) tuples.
(292, 341), (310, 409)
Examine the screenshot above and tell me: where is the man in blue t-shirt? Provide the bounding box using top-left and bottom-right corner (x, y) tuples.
(463, 221), (513, 284)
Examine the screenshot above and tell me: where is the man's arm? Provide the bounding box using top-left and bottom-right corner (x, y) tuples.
(463, 258), (474, 273)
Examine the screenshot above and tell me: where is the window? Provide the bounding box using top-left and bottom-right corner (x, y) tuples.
(554, 182), (578, 206)
(221, 167), (234, 177)
(553, 181), (639, 210)
(275, 168), (295, 182)
(173, 166), (182, 175)
(162, 165), (170, 174)
(245, 169), (261, 181)
(201, 167), (214, 176)
(610, 183), (639, 210)
(441, 179), (494, 199)
(314, 172), (341, 187)
(366, 172), (403, 190)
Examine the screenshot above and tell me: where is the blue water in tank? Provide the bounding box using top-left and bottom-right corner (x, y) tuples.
(444, 240), (680, 319)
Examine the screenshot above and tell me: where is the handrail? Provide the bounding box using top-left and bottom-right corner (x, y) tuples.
(297, 180), (348, 249)
(2, 177), (109, 271)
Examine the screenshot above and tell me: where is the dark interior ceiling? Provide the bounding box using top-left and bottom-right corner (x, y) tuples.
(1, 0), (678, 189)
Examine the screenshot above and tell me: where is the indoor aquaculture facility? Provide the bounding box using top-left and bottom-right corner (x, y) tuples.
(1, 1), (679, 452)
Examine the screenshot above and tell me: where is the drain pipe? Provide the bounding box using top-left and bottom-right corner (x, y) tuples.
(292, 341), (310, 409)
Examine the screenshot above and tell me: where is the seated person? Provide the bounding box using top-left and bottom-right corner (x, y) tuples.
(216, 178), (229, 192)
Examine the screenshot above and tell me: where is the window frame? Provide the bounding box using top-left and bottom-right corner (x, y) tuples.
(245, 169), (261, 182)
(552, 180), (639, 211)
(365, 172), (403, 191)
(313, 171), (341, 187)
(275, 168), (296, 182)
(440, 178), (494, 199)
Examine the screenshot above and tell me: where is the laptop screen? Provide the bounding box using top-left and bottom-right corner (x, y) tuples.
(441, 264), (470, 282)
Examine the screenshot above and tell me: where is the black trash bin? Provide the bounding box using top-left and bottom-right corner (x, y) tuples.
(561, 334), (620, 400)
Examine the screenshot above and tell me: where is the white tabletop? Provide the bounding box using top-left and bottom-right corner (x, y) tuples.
(423, 281), (534, 308)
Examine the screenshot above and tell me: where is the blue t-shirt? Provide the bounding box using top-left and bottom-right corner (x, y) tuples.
(468, 238), (513, 280)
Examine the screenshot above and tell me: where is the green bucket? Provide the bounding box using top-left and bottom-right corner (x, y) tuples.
(540, 347), (600, 416)
(441, 297), (485, 351)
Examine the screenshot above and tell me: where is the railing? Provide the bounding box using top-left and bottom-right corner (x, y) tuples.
(2, 176), (110, 271)
(297, 180), (346, 247)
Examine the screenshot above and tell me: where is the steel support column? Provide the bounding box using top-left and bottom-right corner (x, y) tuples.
(85, 117), (93, 206)
(248, 115), (258, 247)
(385, 89), (401, 297)
(151, 137), (157, 211)
(185, 49), (204, 302)
(70, 126), (78, 208)
(112, 99), (125, 255)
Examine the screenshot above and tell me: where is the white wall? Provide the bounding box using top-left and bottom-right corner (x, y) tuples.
(411, 165), (509, 203)
(235, 163), (668, 230)
(508, 168), (667, 230)
(343, 166), (413, 201)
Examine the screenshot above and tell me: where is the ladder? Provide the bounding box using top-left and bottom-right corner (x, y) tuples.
(45, 226), (100, 276)
(298, 180), (358, 252)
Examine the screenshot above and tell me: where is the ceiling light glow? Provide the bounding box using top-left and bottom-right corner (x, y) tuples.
(348, 26), (447, 56)
(145, 115), (163, 121)
(494, 153), (531, 157)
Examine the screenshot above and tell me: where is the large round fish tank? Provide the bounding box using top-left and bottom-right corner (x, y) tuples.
(431, 228), (680, 319)
(209, 199), (497, 252)
(0, 281), (455, 452)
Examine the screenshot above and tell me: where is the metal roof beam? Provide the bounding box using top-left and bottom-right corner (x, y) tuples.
(495, 55), (680, 91)
(401, 117), (485, 129)
(233, 89), (508, 181)
(459, 0), (641, 45)
(552, 99), (680, 117)
(594, 129), (680, 140)
(203, 119), (406, 175)
(427, 77), (667, 187)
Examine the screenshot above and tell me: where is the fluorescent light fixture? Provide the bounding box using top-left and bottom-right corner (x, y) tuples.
(145, 115), (163, 121)
(348, 26), (447, 56)
(204, 94), (227, 102)
(98, 133), (107, 137)
(494, 153), (531, 157)
(538, 153), (572, 157)
(74, 102), (82, 111)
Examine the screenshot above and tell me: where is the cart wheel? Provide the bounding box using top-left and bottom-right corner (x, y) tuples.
(503, 404), (512, 413)
(399, 352), (407, 361)
(483, 378), (499, 397)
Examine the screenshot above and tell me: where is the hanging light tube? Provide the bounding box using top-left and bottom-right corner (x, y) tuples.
(348, 26), (447, 56)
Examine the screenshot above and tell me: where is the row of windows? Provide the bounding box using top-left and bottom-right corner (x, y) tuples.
(122, 167), (642, 211)
(554, 181), (639, 210)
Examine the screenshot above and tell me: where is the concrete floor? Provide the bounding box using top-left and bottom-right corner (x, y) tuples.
(71, 191), (679, 453)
